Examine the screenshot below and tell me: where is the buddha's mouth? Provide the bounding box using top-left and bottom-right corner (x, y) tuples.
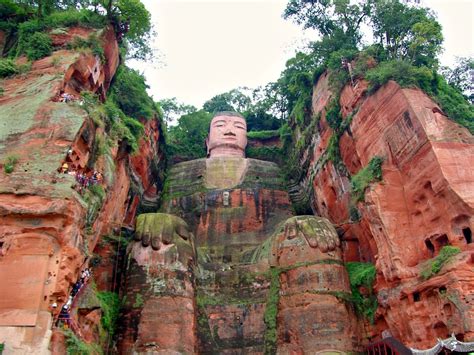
(224, 132), (236, 137)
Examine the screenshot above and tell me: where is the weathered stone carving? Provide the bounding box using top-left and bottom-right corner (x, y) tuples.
(119, 112), (358, 354)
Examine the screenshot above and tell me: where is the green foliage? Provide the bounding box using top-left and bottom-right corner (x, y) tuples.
(441, 57), (474, 103)
(431, 74), (474, 134)
(264, 267), (280, 354)
(114, 0), (153, 60)
(246, 146), (284, 164)
(158, 97), (197, 124)
(97, 291), (121, 338)
(0, 342), (4, 354)
(325, 98), (341, 131)
(351, 156), (384, 202)
(246, 130), (280, 140)
(284, 0), (371, 48)
(167, 110), (213, 162)
(44, 9), (105, 28)
(133, 293), (144, 308)
(63, 329), (102, 355)
(68, 33), (105, 62)
(346, 262), (377, 323)
(203, 88), (251, 113)
(25, 31), (52, 60)
(88, 184), (106, 201)
(3, 155), (18, 174)
(109, 66), (156, 120)
(371, 1), (443, 68)
(420, 246), (461, 280)
(365, 61), (473, 134)
(365, 60), (434, 93)
(0, 58), (18, 77)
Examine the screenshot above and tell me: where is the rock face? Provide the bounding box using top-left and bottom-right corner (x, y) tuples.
(301, 73), (474, 348)
(0, 27), (165, 353)
(119, 157), (359, 354)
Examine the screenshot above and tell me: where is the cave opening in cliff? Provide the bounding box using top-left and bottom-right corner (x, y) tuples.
(433, 234), (449, 251)
(413, 292), (421, 302)
(462, 227), (472, 244)
(425, 239), (435, 256)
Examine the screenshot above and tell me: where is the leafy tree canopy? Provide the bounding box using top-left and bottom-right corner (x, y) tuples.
(441, 57), (474, 104)
(158, 97), (197, 124)
(202, 88), (252, 114)
(1, 0), (153, 60)
(167, 110), (212, 161)
(109, 65), (157, 120)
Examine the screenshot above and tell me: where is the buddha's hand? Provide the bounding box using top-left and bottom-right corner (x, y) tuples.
(285, 216), (340, 252)
(134, 213), (192, 250)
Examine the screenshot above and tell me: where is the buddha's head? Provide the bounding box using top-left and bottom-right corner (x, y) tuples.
(206, 112), (247, 158)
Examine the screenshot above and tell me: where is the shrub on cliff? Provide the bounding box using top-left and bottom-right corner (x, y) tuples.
(25, 31), (52, 60)
(420, 246), (461, 280)
(365, 60), (434, 93)
(109, 66), (156, 120)
(346, 262), (377, 323)
(0, 58), (18, 77)
(351, 156), (384, 202)
(97, 291), (121, 339)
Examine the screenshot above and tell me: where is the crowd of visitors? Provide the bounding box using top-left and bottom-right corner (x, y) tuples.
(60, 160), (103, 194)
(56, 268), (92, 330)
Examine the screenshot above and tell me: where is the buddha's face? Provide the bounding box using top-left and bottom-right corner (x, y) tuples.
(207, 114), (247, 158)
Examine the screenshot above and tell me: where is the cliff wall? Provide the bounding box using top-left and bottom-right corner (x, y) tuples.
(0, 26), (165, 353)
(299, 72), (474, 348)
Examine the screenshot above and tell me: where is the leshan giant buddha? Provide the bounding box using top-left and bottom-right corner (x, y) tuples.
(118, 112), (360, 354)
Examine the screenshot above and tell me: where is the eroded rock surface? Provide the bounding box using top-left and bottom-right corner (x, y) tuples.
(301, 73), (474, 348)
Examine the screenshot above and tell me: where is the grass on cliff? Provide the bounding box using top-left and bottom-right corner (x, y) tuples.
(346, 262), (377, 324)
(365, 60), (474, 134)
(97, 291), (121, 339)
(247, 129), (280, 140)
(3, 155), (18, 174)
(351, 156), (384, 202)
(63, 329), (102, 355)
(420, 246), (461, 280)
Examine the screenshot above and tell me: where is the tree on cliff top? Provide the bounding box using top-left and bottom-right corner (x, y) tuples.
(2, 0), (153, 60)
(283, 0), (443, 69)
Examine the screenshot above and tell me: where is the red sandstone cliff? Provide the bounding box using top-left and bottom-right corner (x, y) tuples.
(301, 72), (474, 348)
(0, 26), (165, 353)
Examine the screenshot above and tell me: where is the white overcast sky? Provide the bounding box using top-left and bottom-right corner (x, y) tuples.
(130, 0), (473, 109)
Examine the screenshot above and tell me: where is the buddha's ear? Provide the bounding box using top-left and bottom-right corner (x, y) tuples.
(205, 136), (210, 156)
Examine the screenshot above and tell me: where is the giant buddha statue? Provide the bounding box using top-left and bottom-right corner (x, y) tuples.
(118, 112), (359, 354)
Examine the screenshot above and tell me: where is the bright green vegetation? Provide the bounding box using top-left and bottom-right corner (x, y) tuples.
(351, 157), (384, 202)
(420, 246), (461, 280)
(63, 329), (103, 355)
(25, 31), (52, 60)
(246, 146), (284, 164)
(0, 58), (31, 78)
(97, 291), (121, 339)
(67, 33), (105, 62)
(3, 155), (18, 174)
(166, 110), (213, 162)
(346, 262), (377, 323)
(247, 130), (280, 140)
(0, 342), (4, 354)
(0, 58), (17, 77)
(1, 0), (152, 60)
(133, 293), (144, 308)
(263, 267), (280, 355)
